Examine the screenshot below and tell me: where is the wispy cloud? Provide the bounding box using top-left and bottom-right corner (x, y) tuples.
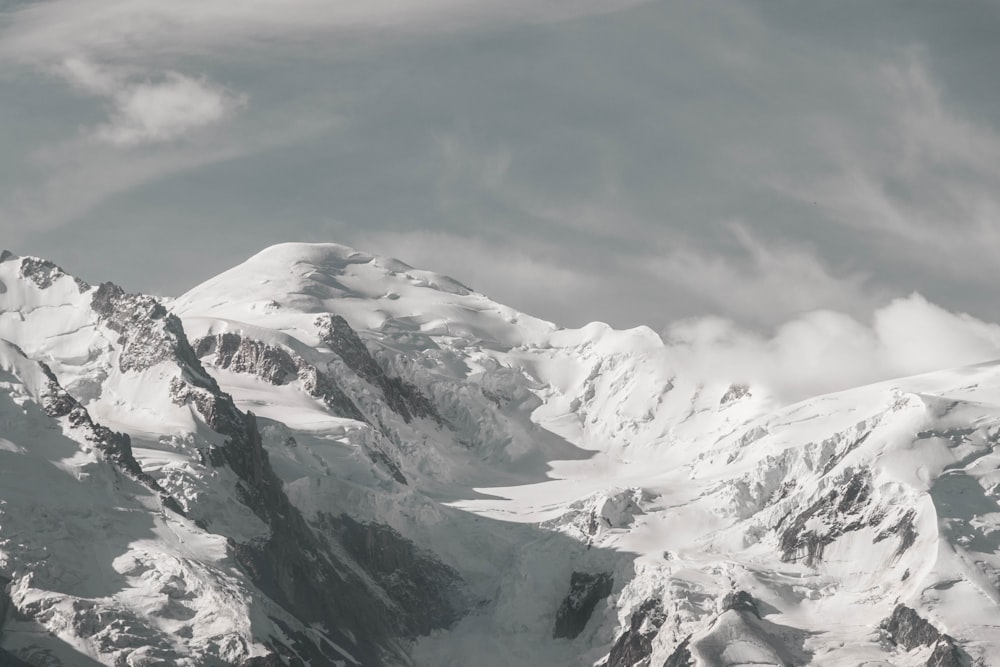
(0, 0), (651, 63)
(59, 59), (246, 147)
(770, 53), (1000, 284)
(640, 223), (881, 326)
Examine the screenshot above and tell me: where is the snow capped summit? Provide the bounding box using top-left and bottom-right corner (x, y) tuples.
(174, 241), (550, 348)
(1, 242), (998, 666)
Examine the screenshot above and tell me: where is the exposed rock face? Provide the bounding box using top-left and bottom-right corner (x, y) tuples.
(204, 408), (398, 665)
(192, 332), (406, 482)
(297, 362), (367, 422)
(874, 509), (918, 558)
(927, 639), (963, 667)
(553, 572), (615, 640)
(601, 598), (666, 667)
(92, 282), (210, 378)
(197, 333), (298, 385)
(662, 636), (694, 667)
(194, 333), (365, 422)
(239, 655), (288, 667)
(320, 513), (467, 636)
(19, 256), (89, 292)
(820, 428), (873, 476)
(722, 590), (761, 619)
(777, 470), (914, 567)
(779, 474), (869, 566)
(317, 315), (440, 424)
(720, 383), (750, 404)
(881, 604), (941, 650)
(880, 605), (963, 667)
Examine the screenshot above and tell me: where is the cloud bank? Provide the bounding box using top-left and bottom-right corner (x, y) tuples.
(665, 294), (1000, 403)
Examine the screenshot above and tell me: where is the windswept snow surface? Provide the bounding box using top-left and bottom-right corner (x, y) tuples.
(1, 243), (999, 666)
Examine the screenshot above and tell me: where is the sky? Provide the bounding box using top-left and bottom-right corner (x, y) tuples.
(3, 0), (1000, 362)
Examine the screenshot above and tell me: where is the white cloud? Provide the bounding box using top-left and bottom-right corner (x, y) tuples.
(59, 59), (245, 147)
(664, 294), (1000, 403)
(0, 0), (650, 63)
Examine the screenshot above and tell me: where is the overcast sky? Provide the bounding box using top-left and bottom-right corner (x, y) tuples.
(3, 0), (1000, 338)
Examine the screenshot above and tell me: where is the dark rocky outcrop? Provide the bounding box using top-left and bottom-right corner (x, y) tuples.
(874, 509), (918, 558)
(720, 384), (750, 404)
(601, 598), (666, 667)
(722, 590), (760, 619)
(317, 315), (440, 424)
(320, 514), (467, 636)
(197, 333), (298, 385)
(880, 605), (963, 667)
(180, 391), (424, 664)
(880, 604), (940, 650)
(215, 412), (403, 665)
(663, 636), (694, 667)
(191, 333), (406, 482)
(927, 638), (963, 667)
(194, 333), (366, 423)
(92, 283), (212, 380)
(19, 256), (90, 292)
(298, 363), (367, 423)
(820, 429), (873, 476)
(239, 655), (288, 667)
(777, 471), (902, 567)
(553, 572), (614, 639)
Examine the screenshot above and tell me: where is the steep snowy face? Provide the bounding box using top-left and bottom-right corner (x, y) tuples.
(0, 340), (264, 667)
(0, 252), (470, 666)
(4, 242), (1000, 667)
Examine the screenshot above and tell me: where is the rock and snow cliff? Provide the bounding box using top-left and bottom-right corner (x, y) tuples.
(0, 243), (998, 666)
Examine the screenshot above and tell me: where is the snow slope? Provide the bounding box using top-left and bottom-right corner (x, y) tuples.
(1, 243), (998, 666)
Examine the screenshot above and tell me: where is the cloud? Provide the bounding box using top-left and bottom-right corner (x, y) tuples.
(664, 294), (1000, 404)
(5, 0), (1000, 338)
(0, 0), (650, 64)
(59, 59), (246, 146)
(768, 53), (1000, 286)
(0, 97), (335, 242)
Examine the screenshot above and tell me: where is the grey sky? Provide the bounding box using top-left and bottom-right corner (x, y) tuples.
(3, 0), (1000, 331)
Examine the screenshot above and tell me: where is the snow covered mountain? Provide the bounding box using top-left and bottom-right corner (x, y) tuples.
(0, 243), (997, 666)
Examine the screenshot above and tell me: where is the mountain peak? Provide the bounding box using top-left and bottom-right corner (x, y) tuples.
(173, 241), (551, 347)
(248, 241), (378, 268)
